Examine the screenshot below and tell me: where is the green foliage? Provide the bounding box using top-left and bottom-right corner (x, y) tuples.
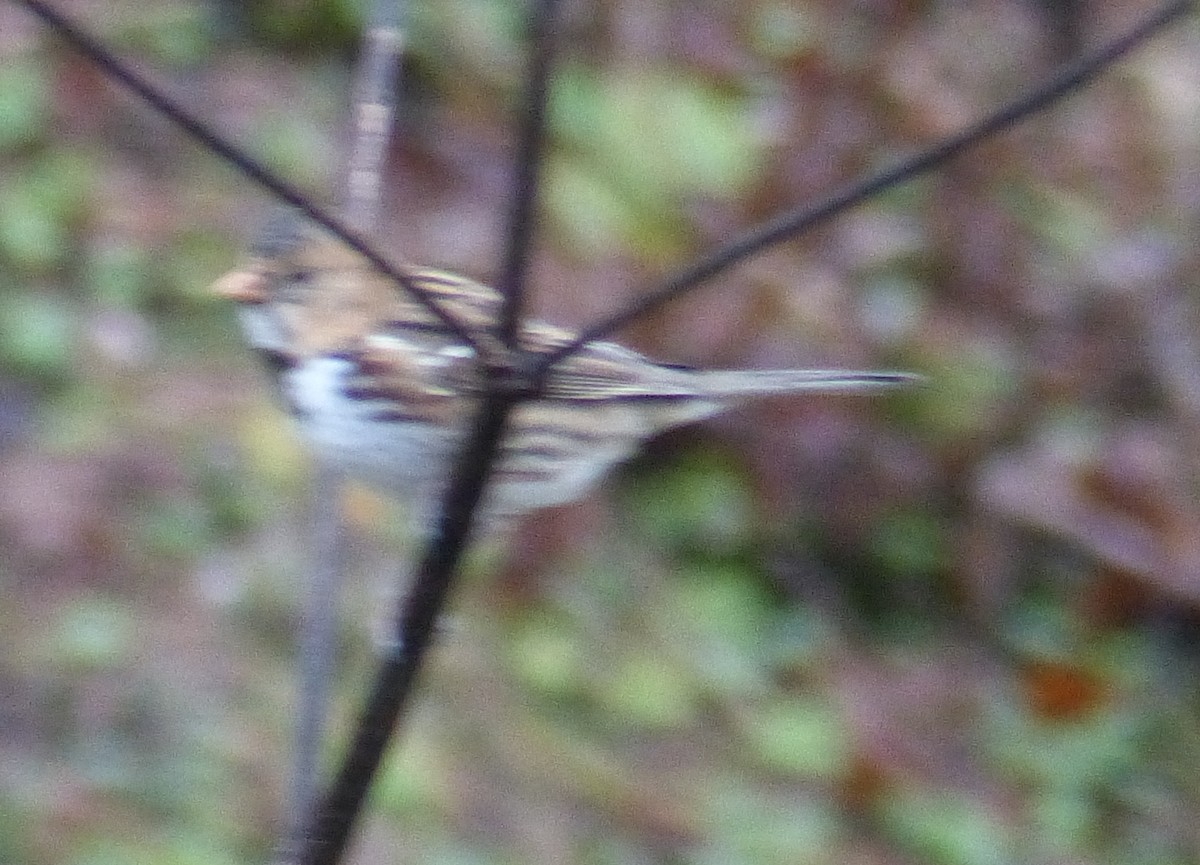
(548, 64), (763, 260)
(595, 649), (698, 730)
(88, 243), (153, 310)
(412, 0), (527, 71)
(867, 507), (950, 580)
(0, 148), (95, 273)
(47, 597), (136, 670)
(897, 342), (1020, 442)
(66, 833), (242, 865)
(738, 696), (851, 778)
(749, 3), (819, 60)
(238, 0), (363, 54)
(0, 291), (75, 383)
(245, 111), (337, 197)
(0, 54), (49, 151)
(878, 789), (1014, 865)
(666, 563), (774, 652)
(696, 784), (843, 865)
(0, 797), (33, 865)
(506, 608), (588, 698)
(621, 447), (757, 558)
(373, 730), (447, 818)
(113, 3), (214, 67)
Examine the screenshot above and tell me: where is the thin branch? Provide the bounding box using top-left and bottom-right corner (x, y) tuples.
(285, 482), (346, 844)
(293, 1), (564, 859)
(496, 0), (561, 346)
(343, 0), (405, 229)
(295, 392), (516, 865)
(534, 0), (1194, 377)
(286, 0), (408, 846)
(16, 0), (479, 351)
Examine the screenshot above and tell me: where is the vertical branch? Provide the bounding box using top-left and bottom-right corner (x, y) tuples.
(286, 485), (347, 840)
(344, 0), (405, 230)
(294, 1), (561, 861)
(297, 399), (514, 865)
(288, 0), (406, 849)
(496, 0), (562, 346)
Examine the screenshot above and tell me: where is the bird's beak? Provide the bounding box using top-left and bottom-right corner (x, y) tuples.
(210, 269), (269, 304)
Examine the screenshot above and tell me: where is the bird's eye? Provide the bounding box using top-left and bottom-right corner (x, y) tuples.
(277, 267), (316, 303)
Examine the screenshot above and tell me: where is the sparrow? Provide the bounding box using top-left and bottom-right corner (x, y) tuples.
(211, 217), (911, 521)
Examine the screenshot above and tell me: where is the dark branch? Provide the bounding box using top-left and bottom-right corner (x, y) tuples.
(496, 0), (562, 346)
(295, 391), (516, 865)
(533, 0), (1194, 377)
(285, 0), (408, 848)
(292, 0), (566, 857)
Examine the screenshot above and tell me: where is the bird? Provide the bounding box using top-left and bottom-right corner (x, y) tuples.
(211, 216), (913, 523)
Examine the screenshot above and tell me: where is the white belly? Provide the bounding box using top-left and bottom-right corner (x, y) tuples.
(285, 356), (459, 504)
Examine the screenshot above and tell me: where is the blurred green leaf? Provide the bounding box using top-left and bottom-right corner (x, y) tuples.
(247, 112), (336, 195)
(89, 243), (152, 310)
(878, 789), (1014, 865)
(114, 3), (215, 67)
(597, 651), (697, 730)
(868, 508), (950, 579)
(0, 795), (33, 865)
(239, 0), (361, 53)
(622, 448), (756, 556)
(49, 597), (136, 670)
(544, 155), (650, 260)
(898, 343), (1019, 441)
(670, 564), (773, 650)
(374, 732), (446, 819)
(67, 832), (242, 865)
(0, 148), (95, 272)
(423, 844), (519, 865)
(739, 696), (850, 779)
(1002, 183), (1115, 262)
(1028, 788), (1095, 856)
(985, 700), (1140, 792)
(700, 783), (843, 865)
(751, 3), (819, 60)
(0, 292), (75, 381)
(0, 183), (68, 273)
(506, 610), (587, 698)
(136, 498), (209, 559)
(0, 54), (50, 151)
(548, 64), (763, 261)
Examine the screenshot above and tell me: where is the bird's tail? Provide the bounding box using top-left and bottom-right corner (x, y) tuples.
(693, 368), (919, 399)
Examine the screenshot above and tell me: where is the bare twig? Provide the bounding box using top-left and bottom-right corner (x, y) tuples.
(496, 0), (560, 346)
(296, 392), (517, 865)
(344, 0), (405, 231)
(286, 0), (409, 846)
(294, 3), (564, 861)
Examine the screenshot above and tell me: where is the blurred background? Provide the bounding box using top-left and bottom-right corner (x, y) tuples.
(2, 1), (1199, 863)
